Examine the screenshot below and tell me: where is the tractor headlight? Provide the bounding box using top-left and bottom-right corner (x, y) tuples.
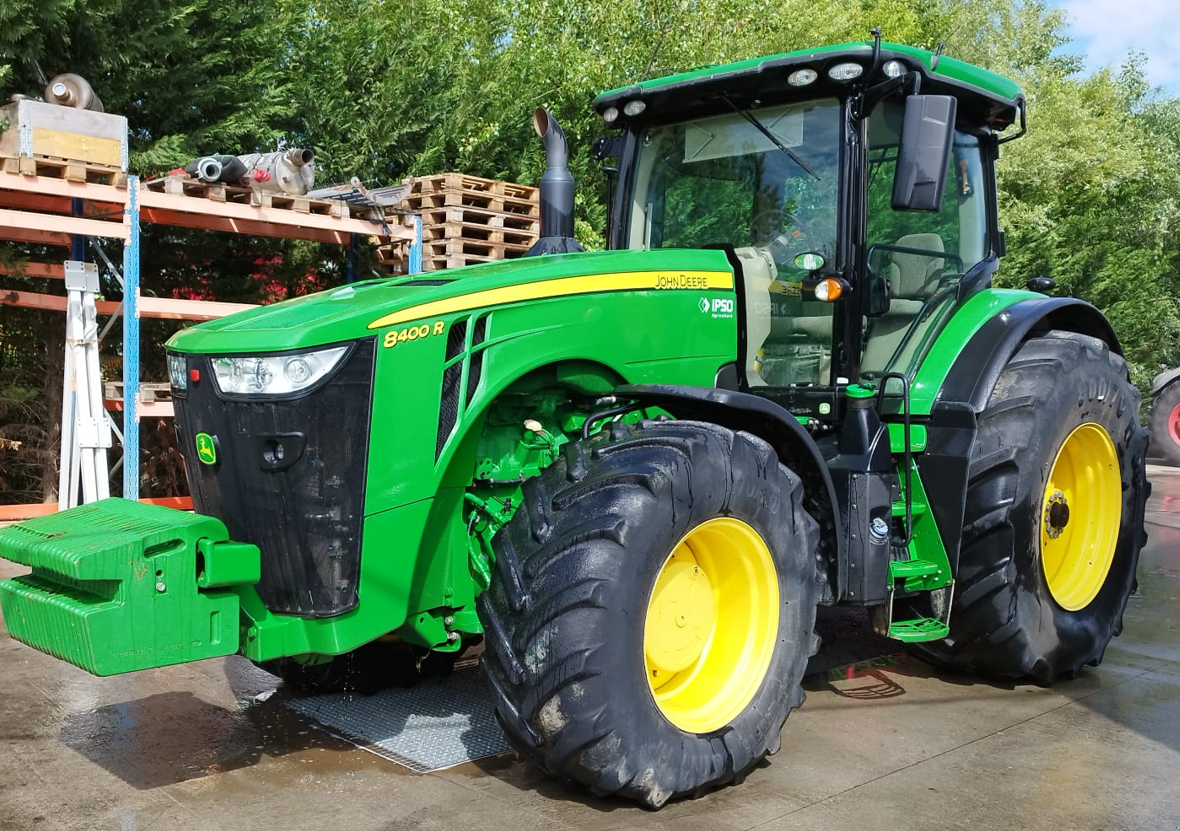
(167, 352), (188, 391)
(828, 62), (864, 82)
(623, 99), (647, 117)
(211, 345), (350, 397)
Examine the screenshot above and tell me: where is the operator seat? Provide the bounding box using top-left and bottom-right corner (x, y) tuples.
(739, 246), (833, 386)
(737, 247), (774, 386)
(862, 233), (945, 371)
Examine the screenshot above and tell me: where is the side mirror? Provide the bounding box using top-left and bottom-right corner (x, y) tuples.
(892, 94), (958, 212)
(867, 274), (891, 317)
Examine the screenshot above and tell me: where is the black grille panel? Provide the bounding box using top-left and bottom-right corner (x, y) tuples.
(437, 321), (467, 460)
(174, 340), (375, 618)
(466, 316), (487, 406)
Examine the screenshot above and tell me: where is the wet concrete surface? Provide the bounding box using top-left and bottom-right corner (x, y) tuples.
(2, 467), (1178, 830)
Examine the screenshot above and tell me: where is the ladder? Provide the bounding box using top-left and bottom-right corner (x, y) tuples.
(58, 260), (112, 508)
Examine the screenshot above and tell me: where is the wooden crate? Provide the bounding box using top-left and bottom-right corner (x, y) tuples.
(0, 100), (128, 170)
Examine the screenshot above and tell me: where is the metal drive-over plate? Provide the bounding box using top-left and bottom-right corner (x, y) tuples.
(285, 665), (509, 773)
(286, 608), (896, 774)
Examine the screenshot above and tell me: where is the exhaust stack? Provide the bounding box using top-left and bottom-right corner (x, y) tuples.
(527, 108), (583, 256)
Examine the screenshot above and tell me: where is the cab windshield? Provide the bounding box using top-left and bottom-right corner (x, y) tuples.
(626, 99), (841, 386)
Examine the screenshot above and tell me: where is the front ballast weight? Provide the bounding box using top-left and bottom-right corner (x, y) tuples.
(0, 499), (259, 675)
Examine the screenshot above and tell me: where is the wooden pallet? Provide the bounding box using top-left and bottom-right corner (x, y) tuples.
(372, 243), (521, 273)
(1, 155), (127, 187)
(400, 173), (539, 218)
(144, 176), (376, 218)
(103, 381), (172, 402)
(402, 189), (539, 217)
(422, 237), (531, 258)
(412, 172), (538, 201)
(374, 173), (540, 273)
(421, 221), (537, 248)
(423, 250), (528, 270)
(418, 205), (539, 234)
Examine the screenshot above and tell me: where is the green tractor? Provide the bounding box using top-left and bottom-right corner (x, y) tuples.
(0, 38), (1150, 808)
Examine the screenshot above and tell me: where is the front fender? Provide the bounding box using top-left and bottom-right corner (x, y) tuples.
(615, 384), (842, 602)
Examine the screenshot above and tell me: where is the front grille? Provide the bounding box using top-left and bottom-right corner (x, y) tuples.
(174, 340), (375, 618)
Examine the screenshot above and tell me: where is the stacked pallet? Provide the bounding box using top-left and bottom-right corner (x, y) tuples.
(1, 155), (127, 187)
(143, 176), (379, 219)
(377, 173), (540, 273)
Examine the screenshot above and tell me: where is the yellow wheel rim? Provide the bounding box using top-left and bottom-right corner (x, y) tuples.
(643, 517), (779, 734)
(1040, 423), (1121, 611)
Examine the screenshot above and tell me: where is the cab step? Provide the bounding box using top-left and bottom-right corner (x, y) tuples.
(888, 617), (951, 642)
(888, 558), (941, 580)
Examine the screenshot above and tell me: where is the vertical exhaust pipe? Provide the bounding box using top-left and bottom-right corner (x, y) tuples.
(527, 108), (583, 256)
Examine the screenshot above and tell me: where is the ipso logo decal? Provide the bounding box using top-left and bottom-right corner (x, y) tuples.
(699, 296), (735, 320)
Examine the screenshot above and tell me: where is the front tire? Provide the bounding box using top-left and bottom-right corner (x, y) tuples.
(912, 331), (1148, 683)
(479, 420), (822, 807)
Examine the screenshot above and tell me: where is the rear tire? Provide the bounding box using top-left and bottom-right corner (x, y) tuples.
(911, 331), (1148, 683)
(1149, 382), (1180, 466)
(480, 420), (822, 808)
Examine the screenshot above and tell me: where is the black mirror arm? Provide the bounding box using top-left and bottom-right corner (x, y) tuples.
(853, 71), (922, 121)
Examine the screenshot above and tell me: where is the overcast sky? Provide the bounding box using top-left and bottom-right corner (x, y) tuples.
(1050, 0), (1180, 95)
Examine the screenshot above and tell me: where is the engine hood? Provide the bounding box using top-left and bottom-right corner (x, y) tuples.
(167, 248), (735, 354)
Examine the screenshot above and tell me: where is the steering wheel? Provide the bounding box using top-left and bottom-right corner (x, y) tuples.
(751, 209), (821, 270)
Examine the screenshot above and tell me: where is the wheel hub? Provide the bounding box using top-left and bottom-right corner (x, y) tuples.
(1044, 491), (1070, 539)
(1039, 423), (1121, 611)
(642, 517), (779, 734)
(645, 560), (715, 676)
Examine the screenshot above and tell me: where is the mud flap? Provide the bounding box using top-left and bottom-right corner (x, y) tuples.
(0, 498), (259, 675)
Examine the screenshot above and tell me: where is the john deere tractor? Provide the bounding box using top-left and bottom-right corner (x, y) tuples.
(0, 38), (1149, 808)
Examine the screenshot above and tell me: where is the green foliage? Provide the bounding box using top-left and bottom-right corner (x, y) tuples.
(3, 0), (1180, 500)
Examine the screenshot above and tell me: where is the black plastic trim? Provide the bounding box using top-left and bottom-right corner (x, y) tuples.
(913, 401), (976, 576)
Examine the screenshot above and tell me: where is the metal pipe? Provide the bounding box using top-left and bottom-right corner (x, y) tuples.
(196, 157), (224, 183)
(535, 108), (574, 240)
(286, 148), (314, 168)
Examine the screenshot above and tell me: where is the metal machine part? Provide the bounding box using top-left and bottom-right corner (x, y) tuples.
(44, 74), (104, 112)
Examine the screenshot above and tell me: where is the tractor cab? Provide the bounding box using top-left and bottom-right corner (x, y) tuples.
(595, 40), (1022, 421)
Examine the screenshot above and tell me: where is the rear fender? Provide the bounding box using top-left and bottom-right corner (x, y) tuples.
(1151, 367), (1180, 397)
(933, 296), (1122, 412)
(914, 296), (1123, 579)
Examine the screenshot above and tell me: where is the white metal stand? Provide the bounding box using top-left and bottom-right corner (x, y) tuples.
(58, 260), (112, 508)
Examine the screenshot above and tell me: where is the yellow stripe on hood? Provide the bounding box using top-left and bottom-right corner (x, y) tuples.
(367, 270), (733, 330)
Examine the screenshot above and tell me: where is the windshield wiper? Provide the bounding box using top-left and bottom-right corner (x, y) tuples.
(721, 94), (819, 181)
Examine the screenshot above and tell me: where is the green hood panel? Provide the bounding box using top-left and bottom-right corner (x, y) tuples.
(167, 249), (735, 354)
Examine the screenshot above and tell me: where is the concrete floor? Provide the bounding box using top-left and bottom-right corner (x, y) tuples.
(2, 469), (1178, 831)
